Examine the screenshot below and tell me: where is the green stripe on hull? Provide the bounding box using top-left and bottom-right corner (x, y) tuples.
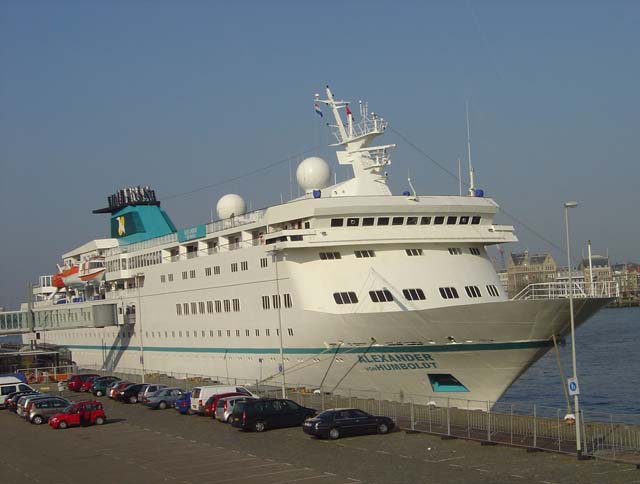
(63, 340), (552, 354)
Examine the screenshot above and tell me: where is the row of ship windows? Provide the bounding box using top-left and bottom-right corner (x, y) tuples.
(333, 284), (501, 304)
(321, 247), (482, 260)
(160, 257), (269, 283)
(330, 215), (482, 228)
(56, 328), (295, 339)
(175, 294), (293, 316)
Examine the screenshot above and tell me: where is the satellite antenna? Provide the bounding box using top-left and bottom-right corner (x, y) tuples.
(466, 100), (476, 196)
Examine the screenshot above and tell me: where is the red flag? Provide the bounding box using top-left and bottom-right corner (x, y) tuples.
(345, 105), (353, 117)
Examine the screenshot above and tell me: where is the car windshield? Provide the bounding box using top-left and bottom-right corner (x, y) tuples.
(62, 404), (75, 413)
(316, 411), (336, 420)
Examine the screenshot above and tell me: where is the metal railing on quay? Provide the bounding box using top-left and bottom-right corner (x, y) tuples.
(75, 365), (640, 466)
(512, 281), (619, 300)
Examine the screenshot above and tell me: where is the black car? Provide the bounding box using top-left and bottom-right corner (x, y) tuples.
(230, 398), (315, 432)
(303, 408), (394, 440)
(117, 383), (147, 403)
(6, 390), (39, 413)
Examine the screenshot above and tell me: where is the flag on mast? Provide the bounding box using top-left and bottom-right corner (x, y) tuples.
(345, 104), (353, 117)
(314, 103), (323, 118)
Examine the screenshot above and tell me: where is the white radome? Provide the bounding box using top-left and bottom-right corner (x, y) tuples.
(296, 156), (331, 193)
(216, 194), (246, 220)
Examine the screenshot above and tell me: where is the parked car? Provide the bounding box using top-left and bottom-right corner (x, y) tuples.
(91, 377), (121, 397)
(49, 401), (106, 429)
(117, 383), (147, 404)
(109, 381), (133, 400)
(230, 398), (316, 432)
(138, 384), (167, 403)
(17, 394), (54, 417)
(216, 395), (258, 423)
(143, 388), (185, 410)
(26, 396), (71, 425)
(67, 374), (100, 392)
(191, 385), (255, 415)
(174, 392), (191, 414)
(303, 408), (394, 440)
(5, 390), (39, 413)
(204, 392), (244, 417)
(78, 375), (101, 392)
(0, 380), (35, 408)
(106, 380), (124, 398)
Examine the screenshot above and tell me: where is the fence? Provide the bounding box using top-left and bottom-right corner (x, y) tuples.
(75, 365), (640, 467)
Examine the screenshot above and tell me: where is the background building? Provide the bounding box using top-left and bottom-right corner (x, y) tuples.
(506, 251), (557, 298)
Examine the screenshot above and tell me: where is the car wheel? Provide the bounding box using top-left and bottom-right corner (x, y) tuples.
(328, 428), (340, 440)
(377, 423), (389, 434)
(95, 416), (105, 425)
(32, 415), (44, 425)
(129, 396), (137, 404)
(58, 420), (68, 429)
(254, 421), (266, 432)
(96, 390), (103, 397)
(158, 401), (167, 410)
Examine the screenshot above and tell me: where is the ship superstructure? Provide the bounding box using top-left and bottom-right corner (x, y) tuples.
(0, 86), (616, 406)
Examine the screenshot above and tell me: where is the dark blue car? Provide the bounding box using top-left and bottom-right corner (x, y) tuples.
(174, 392), (191, 414)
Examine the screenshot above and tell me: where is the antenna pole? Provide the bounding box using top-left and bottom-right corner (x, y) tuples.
(458, 158), (462, 196)
(466, 100), (475, 196)
(588, 240), (594, 296)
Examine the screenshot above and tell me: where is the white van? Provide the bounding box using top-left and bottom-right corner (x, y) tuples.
(0, 380), (35, 407)
(190, 385), (256, 414)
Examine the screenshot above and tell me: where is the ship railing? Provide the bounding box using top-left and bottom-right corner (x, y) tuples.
(512, 280), (619, 301)
(206, 209), (267, 235)
(106, 233), (178, 257)
(332, 116), (387, 144)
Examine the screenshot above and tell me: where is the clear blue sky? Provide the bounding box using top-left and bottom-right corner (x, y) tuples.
(1, 1), (638, 309)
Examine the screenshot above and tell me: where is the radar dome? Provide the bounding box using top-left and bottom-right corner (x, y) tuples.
(296, 156), (331, 193)
(216, 194), (246, 220)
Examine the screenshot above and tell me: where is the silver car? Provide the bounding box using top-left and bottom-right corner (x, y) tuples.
(143, 387), (185, 409)
(26, 397), (70, 425)
(215, 396), (257, 423)
(17, 394), (53, 417)
(138, 384), (168, 403)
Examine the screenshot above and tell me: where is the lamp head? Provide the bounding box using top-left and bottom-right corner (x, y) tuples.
(564, 201), (578, 208)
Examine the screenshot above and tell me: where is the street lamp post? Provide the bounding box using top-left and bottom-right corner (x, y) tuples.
(564, 201), (581, 458)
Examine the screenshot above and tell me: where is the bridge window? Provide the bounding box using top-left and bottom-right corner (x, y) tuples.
(421, 216), (431, 225)
(319, 252), (341, 260)
(407, 216), (418, 225)
(439, 287), (459, 299)
(469, 247), (481, 255)
(464, 286), (482, 298)
(447, 216), (457, 225)
(354, 250), (375, 258)
(377, 217), (389, 226)
(434, 216), (445, 225)
(330, 218), (344, 227)
(459, 216), (469, 225)
(402, 288), (426, 301)
(333, 292), (358, 304)
(448, 248), (462, 255)
(486, 285), (500, 297)
(471, 216), (481, 225)
(392, 217), (404, 225)
(369, 290), (393, 302)
(405, 248), (423, 256)
(346, 218), (359, 227)
(362, 217), (375, 226)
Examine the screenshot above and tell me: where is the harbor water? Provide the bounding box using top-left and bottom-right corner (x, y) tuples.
(499, 307), (639, 416)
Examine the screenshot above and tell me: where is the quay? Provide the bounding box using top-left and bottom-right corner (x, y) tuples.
(1, 383), (638, 484)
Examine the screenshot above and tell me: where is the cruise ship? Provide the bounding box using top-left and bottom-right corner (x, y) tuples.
(0, 86), (616, 406)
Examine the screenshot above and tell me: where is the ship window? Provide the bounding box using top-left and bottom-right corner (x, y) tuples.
(272, 294), (281, 309)
(486, 285), (500, 297)
(402, 288), (426, 301)
(172, 331), (175, 338)
(233, 298), (240, 311)
(469, 247), (481, 255)
(215, 300), (222, 313)
(207, 301), (214, 313)
(198, 301), (205, 314)
(218, 330), (222, 337)
(183, 303), (189, 315)
(438, 287), (459, 299)
(392, 217), (404, 225)
(182, 271), (188, 280)
(304, 221), (310, 229)
(420, 216), (431, 225)
(434, 216), (445, 225)
(428, 374), (469, 392)
(354, 250), (375, 258)
(260, 257), (268, 268)
(333, 292), (358, 304)
(214, 266), (220, 275)
(210, 330), (214, 337)
(224, 300), (231, 312)
(227, 330), (231, 337)
(448, 248), (462, 255)
(346, 218), (359, 227)
(262, 295), (270, 310)
(241, 261), (248, 271)
(176, 304), (182, 316)
(246, 329), (250, 337)
(231, 263), (238, 272)
(330, 218), (344, 227)
(160, 275), (166, 283)
(255, 329), (260, 336)
(464, 286), (482, 298)
(377, 217), (389, 226)
(236, 330), (240, 337)
(288, 328), (294, 336)
(369, 289), (393, 303)
(168, 274), (174, 282)
(405, 248), (423, 256)
(266, 329), (270, 336)
(178, 331), (182, 337)
(190, 302), (197, 314)
(362, 217), (375, 226)
(205, 267), (212, 276)
(406, 216), (418, 225)
(459, 216), (469, 225)
(284, 293), (292, 308)
(447, 216), (457, 225)
(319, 252), (341, 260)
(471, 216), (481, 225)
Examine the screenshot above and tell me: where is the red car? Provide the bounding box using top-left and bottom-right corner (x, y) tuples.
(206, 392), (244, 418)
(110, 381), (132, 400)
(78, 376), (101, 392)
(49, 401), (106, 429)
(67, 374), (100, 392)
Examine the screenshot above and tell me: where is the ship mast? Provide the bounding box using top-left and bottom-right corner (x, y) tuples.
(315, 85), (395, 196)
